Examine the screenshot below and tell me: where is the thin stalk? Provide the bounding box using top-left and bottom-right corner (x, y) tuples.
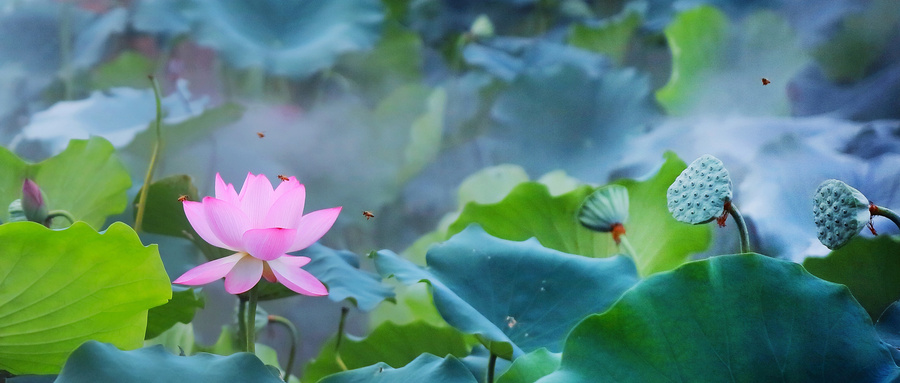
(268, 315), (298, 382)
(728, 203), (751, 253)
(134, 76), (164, 232)
(247, 285), (259, 353)
(59, 2), (73, 100)
(45, 210), (76, 225)
(486, 353), (497, 383)
(335, 307), (350, 371)
(873, 205), (900, 231)
(237, 297), (248, 352)
(617, 234), (638, 259)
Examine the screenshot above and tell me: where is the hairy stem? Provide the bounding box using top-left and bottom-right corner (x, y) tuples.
(268, 315), (299, 382)
(134, 76), (164, 232)
(728, 203), (751, 253)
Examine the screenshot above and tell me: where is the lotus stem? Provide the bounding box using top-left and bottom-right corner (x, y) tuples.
(728, 203), (750, 253)
(237, 297), (247, 352)
(335, 306), (349, 371)
(45, 210), (76, 225)
(617, 234), (638, 260)
(872, 205), (900, 231)
(268, 315), (299, 382)
(59, 3), (73, 100)
(247, 285), (259, 353)
(134, 76), (164, 232)
(487, 353), (498, 383)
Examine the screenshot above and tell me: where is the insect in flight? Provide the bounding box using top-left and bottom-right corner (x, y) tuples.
(761, 78), (771, 85)
(363, 211), (375, 220)
(277, 175), (290, 182)
(177, 195), (189, 202)
(256, 132), (265, 138)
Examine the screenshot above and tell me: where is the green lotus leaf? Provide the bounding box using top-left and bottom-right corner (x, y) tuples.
(811, 0), (900, 82)
(496, 348), (560, 383)
(0, 137), (130, 228)
(568, 6), (642, 64)
(374, 225), (639, 359)
(189, 0), (384, 79)
(133, 175), (199, 238)
(537, 254), (900, 383)
(335, 22), (423, 102)
(449, 152), (711, 276)
(145, 286), (205, 340)
(247, 244), (393, 311)
(54, 341), (282, 383)
(656, 6), (806, 116)
(91, 51), (156, 90)
(0, 222), (171, 375)
(803, 236), (900, 320)
(319, 353), (477, 383)
(303, 320), (472, 383)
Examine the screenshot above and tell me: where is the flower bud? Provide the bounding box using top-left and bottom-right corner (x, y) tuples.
(22, 179), (49, 225)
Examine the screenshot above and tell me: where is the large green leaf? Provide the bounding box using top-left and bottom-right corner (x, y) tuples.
(55, 341), (282, 383)
(133, 174), (199, 238)
(303, 320), (472, 383)
(656, 6), (806, 116)
(803, 236), (900, 320)
(496, 348), (560, 383)
(188, 0), (384, 79)
(0, 222), (171, 375)
(537, 254), (900, 383)
(568, 6), (642, 64)
(448, 152), (710, 276)
(811, 0), (900, 82)
(319, 353), (477, 383)
(0, 137), (131, 228)
(335, 22), (423, 102)
(145, 286), (205, 340)
(249, 244), (394, 310)
(375, 226), (639, 359)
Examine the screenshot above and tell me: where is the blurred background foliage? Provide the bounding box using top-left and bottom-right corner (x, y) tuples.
(2, 0), (899, 379)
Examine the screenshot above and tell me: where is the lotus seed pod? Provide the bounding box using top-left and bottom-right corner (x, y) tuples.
(813, 179), (870, 250)
(7, 199), (26, 223)
(667, 154), (733, 224)
(578, 185), (629, 232)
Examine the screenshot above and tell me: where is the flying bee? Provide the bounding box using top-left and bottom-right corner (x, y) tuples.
(363, 211), (375, 220)
(256, 132), (266, 138)
(761, 78), (771, 85)
(177, 195), (189, 202)
(277, 175), (290, 182)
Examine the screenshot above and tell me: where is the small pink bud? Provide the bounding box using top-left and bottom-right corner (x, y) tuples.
(22, 179), (49, 225)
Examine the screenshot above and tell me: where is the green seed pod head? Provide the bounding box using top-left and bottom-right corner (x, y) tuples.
(813, 179), (869, 250)
(578, 185), (629, 232)
(667, 154), (733, 224)
(8, 199), (26, 223)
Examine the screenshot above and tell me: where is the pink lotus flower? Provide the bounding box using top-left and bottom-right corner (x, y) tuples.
(173, 173), (341, 295)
